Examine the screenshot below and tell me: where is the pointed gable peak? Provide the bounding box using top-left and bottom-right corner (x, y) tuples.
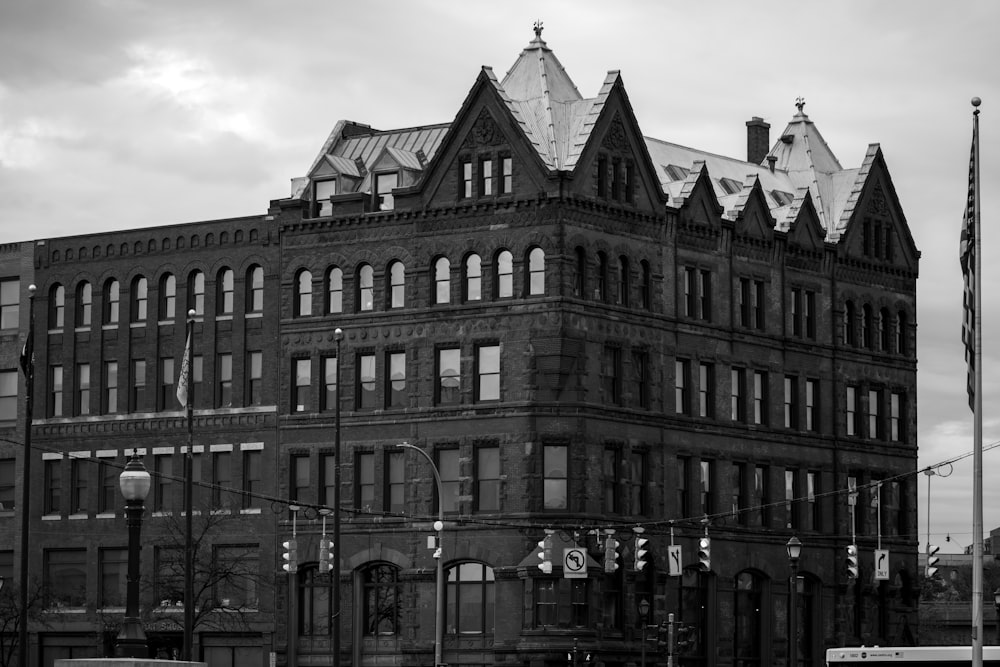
(501, 22), (583, 104)
(768, 98), (843, 175)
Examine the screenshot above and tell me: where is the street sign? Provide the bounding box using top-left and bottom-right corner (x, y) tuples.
(874, 548), (889, 580)
(667, 545), (682, 576)
(563, 547), (588, 578)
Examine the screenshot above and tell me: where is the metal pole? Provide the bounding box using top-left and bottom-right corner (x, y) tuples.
(333, 328), (343, 667)
(789, 560), (799, 667)
(116, 496), (148, 656)
(18, 285), (35, 667)
(399, 442), (444, 667)
(183, 310), (195, 661)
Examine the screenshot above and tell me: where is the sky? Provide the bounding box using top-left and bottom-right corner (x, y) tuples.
(1, 0), (997, 553)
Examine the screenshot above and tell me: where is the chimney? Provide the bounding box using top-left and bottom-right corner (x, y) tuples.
(746, 116), (771, 165)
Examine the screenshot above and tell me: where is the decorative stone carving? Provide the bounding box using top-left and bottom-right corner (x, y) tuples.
(601, 114), (631, 152)
(465, 108), (504, 148)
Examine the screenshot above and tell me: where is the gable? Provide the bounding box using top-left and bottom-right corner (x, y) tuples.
(786, 190), (827, 251)
(674, 162), (724, 227)
(732, 176), (776, 240)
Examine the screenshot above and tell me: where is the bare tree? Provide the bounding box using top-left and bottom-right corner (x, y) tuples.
(0, 577), (49, 667)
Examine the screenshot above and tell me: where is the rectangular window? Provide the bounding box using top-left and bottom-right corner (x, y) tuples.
(891, 392), (903, 441)
(479, 157), (493, 196)
(70, 457), (88, 514)
(731, 367), (746, 422)
(154, 546), (184, 607)
(242, 449), (261, 510)
(631, 350), (649, 409)
(438, 448), (460, 514)
(212, 450), (231, 509)
(314, 178), (337, 217)
(154, 453), (173, 513)
(49, 365), (64, 417)
(99, 547), (127, 608)
(785, 469), (799, 529)
(683, 267), (696, 318)
(159, 357), (174, 410)
(356, 451), (375, 510)
(846, 385), (859, 436)
(752, 465), (768, 527)
(358, 354), (376, 409)
(293, 358), (310, 413)
(386, 450), (405, 514)
(543, 444), (568, 510)
(700, 270), (712, 321)
(805, 290), (816, 339)
(733, 463), (746, 523)
(791, 288), (802, 337)
(625, 162), (635, 204)
(698, 362), (714, 418)
(611, 158), (621, 200)
(98, 458), (117, 514)
(868, 389), (882, 439)
(75, 363), (90, 416)
(437, 347), (460, 405)
(0, 458), (14, 511)
(806, 379), (818, 432)
(629, 451), (646, 516)
(602, 447), (620, 514)
(246, 351), (262, 406)
(104, 361), (118, 414)
(739, 278), (751, 327)
(476, 446), (500, 512)
(476, 344), (500, 402)
(217, 353), (232, 408)
(675, 359), (690, 415)
(192, 356), (203, 408)
(597, 155), (608, 197)
(131, 359), (146, 412)
(386, 351), (406, 408)
(500, 156), (513, 194)
(0, 278), (19, 329)
(374, 172), (398, 211)
(213, 544), (259, 609)
(677, 457), (689, 518)
(603, 346), (622, 405)
(699, 460), (714, 516)
(44, 457), (62, 515)
(460, 159), (473, 199)
(322, 355), (338, 411)
(753, 371), (767, 425)
(784, 376), (798, 429)
(752, 280), (764, 329)
(0, 370), (16, 422)
(806, 471), (819, 531)
(45, 548), (87, 607)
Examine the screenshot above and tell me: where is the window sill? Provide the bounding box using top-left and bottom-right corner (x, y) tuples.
(96, 512), (116, 519)
(216, 314), (233, 321)
(245, 312), (263, 319)
(240, 508), (262, 515)
(42, 514), (61, 521)
(129, 321), (146, 329)
(68, 513), (88, 520)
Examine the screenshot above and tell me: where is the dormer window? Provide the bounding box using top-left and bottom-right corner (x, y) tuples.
(374, 172), (399, 211)
(314, 178), (338, 217)
(718, 178), (742, 196)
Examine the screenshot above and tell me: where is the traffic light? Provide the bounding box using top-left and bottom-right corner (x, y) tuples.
(282, 538), (298, 573)
(926, 544), (940, 578)
(697, 537), (711, 572)
(537, 532), (553, 574)
(845, 543), (859, 579)
(675, 624), (695, 652)
(318, 537), (331, 573)
(634, 532), (649, 571)
(604, 537), (620, 574)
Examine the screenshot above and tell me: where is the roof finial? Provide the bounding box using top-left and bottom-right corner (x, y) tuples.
(533, 20), (544, 39)
(795, 97), (806, 113)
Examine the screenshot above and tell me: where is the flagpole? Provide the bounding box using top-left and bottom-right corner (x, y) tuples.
(182, 310), (196, 661)
(970, 97), (983, 665)
(18, 284), (35, 667)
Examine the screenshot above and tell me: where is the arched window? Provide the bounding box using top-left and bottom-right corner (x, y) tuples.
(49, 284), (65, 329)
(617, 255), (630, 306)
(896, 311), (908, 356)
(641, 260), (652, 310)
(446, 562), (495, 635)
(295, 270), (312, 317)
(862, 304), (874, 349)
(187, 271), (204, 317)
(879, 307), (891, 351)
(75, 281), (92, 327)
(844, 301), (856, 346)
(527, 247), (545, 296)
(357, 264), (374, 312)
(131, 276), (147, 322)
(388, 261), (405, 309)
(433, 257), (451, 305)
(216, 268), (234, 315)
(246, 265), (264, 313)
(104, 279), (120, 324)
(734, 570), (768, 667)
(325, 267), (343, 314)
(495, 250), (513, 299)
(574, 247), (587, 298)
(159, 274), (176, 321)
(597, 252), (609, 302)
(464, 254), (481, 302)
(362, 563), (401, 637)
(298, 565), (333, 637)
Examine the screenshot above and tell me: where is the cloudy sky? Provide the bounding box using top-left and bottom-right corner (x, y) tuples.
(1, 0), (997, 553)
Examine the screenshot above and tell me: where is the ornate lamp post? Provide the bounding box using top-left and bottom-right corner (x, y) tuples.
(786, 536), (802, 667)
(638, 598), (650, 667)
(116, 450), (152, 658)
(399, 442), (444, 667)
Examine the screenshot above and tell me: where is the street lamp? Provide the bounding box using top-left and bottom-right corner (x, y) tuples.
(398, 442), (445, 667)
(116, 449), (151, 658)
(993, 588), (1000, 644)
(638, 598), (650, 667)
(786, 536), (802, 667)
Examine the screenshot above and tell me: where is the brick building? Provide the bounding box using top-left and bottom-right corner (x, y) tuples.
(3, 27), (919, 667)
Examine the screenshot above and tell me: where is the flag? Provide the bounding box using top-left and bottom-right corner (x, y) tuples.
(19, 306), (34, 380)
(176, 330), (191, 408)
(960, 124), (978, 411)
